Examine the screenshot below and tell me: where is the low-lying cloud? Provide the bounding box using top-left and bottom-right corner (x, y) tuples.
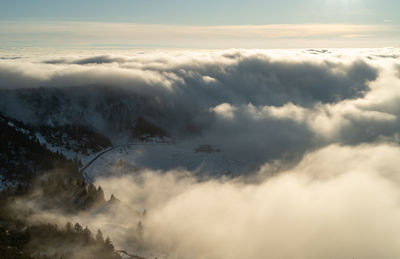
(103, 144), (400, 258)
(2, 49), (400, 171)
(16, 144), (400, 259)
(3, 48), (400, 258)
(395, 63), (400, 78)
(43, 55), (128, 65)
(0, 52), (378, 107)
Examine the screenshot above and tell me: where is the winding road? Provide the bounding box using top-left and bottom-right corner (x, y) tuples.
(79, 147), (115, 174)
(79, 141), (171, 175)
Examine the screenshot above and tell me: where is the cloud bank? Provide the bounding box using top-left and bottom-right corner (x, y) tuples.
(1, 48), (400, 172)
(0, 51), (377, 107)
(17, 144), (400, 259)
(3, 48), (400, 258)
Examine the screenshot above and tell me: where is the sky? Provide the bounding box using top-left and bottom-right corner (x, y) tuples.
(1, 0), (399, 25)
(0, 0), (399, 48)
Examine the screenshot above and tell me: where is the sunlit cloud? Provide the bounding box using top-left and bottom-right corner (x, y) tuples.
(0, 21), (399, 48)
(2, 47), (400, 258)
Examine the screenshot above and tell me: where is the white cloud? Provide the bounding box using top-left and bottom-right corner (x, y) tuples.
(2, 48), (400, 169)
(211, 103), (236, 119)
(5, 48), (400, 258)
(20, 144), (400, 259)
(1, 22), (399, 48)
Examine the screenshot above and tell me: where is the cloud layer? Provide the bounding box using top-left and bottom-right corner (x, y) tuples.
(19, 144), (400, 259)
(1, 48), (400, 172)
(0, 50), (377, 107)
(3, 48), (400, 258)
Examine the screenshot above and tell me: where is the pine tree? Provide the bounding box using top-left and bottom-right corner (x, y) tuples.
(88, 183), (96, 194)
(65, 222), (73, 232)
(74, 223), (83, 232)
(96, 229), (104, 243)
(104, 237), (114, 251)
(82, 226), (92, 243)
(97, 186), (105, 201)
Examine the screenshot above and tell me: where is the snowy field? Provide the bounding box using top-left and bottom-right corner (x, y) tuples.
(84, 141), (260, 181)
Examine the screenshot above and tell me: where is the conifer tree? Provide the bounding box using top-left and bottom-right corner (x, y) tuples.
(105, 236), (114, 251)
(96, 229), (104, 243)
(74, 223), (83, 232)
(66, 222), (73, 232)
(83, 226), (92, 243)
(97, 186), (105, 201)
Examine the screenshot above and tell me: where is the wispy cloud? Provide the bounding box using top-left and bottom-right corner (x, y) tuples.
(0, 21), (399, 48)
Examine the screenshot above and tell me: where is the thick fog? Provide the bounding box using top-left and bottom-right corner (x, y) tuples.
(3, 48), (400, 258)
(15, 144), (400, 259)
(97, 144), (400, 259)
(1, 49), (399, 165)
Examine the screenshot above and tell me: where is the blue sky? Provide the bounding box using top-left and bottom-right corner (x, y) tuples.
(1, 0), (399, 25)
(0, 0), (399, 48)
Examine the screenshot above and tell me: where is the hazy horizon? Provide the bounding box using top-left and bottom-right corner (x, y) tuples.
(1, 0), (400, 48)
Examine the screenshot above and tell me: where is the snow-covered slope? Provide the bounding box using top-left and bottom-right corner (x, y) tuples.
(84, 141), (261, 181)
(0, 113), (113, 189)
